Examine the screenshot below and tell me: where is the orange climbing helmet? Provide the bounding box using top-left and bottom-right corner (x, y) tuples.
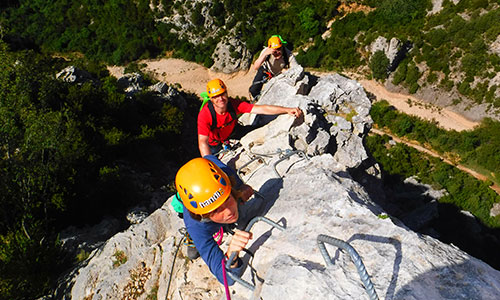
(268, 36), (282, 49)
(175, 158), (232, 215)
(206, 79), (227, 98)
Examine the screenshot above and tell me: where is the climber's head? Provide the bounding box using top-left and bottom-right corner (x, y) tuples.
(206, 78), (229, 109)
(268, 35), (284, 59)
(175, 158), (238, 223)
(268, 36), (282, 50)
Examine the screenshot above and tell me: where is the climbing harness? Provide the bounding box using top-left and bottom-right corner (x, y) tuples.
(317, 234), (379, 300)
(225, 216), (286, 291)
(214, 146), (232, 159)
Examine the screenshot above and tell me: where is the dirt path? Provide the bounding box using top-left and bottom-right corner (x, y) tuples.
(109, 59), (480, 132)
(108, 58), (257, 99)
(371, 128), (500, 195)
(310, 70), (480, 132)
(107, 59), (497, 194)
(360, 79), (479, 131)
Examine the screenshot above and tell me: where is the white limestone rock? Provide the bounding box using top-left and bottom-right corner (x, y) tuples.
(210, 35), (252, 74)
(66, 67), (500, 300)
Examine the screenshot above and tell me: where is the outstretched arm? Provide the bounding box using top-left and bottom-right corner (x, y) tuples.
(251, 104), (303, 118)
(198, 134), (211, 157)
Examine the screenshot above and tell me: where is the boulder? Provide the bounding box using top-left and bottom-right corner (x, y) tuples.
(56, 66), (96, 84)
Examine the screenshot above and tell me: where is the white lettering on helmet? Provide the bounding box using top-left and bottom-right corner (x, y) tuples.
(199, 188), (224, 208)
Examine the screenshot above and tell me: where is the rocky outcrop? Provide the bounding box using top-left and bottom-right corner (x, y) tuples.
(210, 34), (252, 74)
(153, 0), (219, 46)
(153, 1), (252, 73)
(368, 37), (412, 72)
(66, 66), (500, 300)
(56, 66), (96, 84)
(369, 37), (398, 66)
(117, 72), (145, 96)
(490, 35), (500, 56)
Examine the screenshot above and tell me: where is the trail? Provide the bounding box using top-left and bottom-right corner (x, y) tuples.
(360, 79), (479, 131)
(109, 59), (480, 132)
(371, 128), (500, 195)
(108, 58), (256, 99)
(108, 59), (498, 194)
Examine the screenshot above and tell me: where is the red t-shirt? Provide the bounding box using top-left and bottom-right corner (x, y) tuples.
(198, 98), (254, 145)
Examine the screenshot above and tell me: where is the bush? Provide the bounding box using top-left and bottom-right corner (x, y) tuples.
(405, 63), (421, 86)
(370, 50), (390, 80)
(392, 60), (408, 85)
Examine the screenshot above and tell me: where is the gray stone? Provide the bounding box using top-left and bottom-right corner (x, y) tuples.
(126, 208), (149, 225)
(489, 35), (500, 56)
(367, 37), (409, 71)
(210, 35), (252, 74)
(66, 69), (500, 300)
(491, 203), (500, 217)
(117, 73), (144, 96)
(147, 82), (169, 94)
(56, 66), (95, 84)
(306, 128), (330, 156)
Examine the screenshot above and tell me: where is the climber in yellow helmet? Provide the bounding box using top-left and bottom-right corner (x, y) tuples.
(199, 78), (303, 156)
(249, 35), (299, 100)
(175, 155), (258, 285)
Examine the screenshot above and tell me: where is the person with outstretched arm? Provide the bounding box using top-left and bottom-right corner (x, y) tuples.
(198, 78), (302, 156)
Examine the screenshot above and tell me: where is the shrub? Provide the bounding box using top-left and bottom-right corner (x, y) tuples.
(370, 50), (390, 80)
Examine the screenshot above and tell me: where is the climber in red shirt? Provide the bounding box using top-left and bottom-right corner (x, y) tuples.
(198, 78), (303, 156)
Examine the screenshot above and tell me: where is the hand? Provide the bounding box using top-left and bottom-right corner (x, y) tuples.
(226, 230), (252, 263)
(287, 107), (303, 118)
(263, 47), (274, 57)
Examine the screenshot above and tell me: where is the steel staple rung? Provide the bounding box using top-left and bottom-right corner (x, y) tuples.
(317, 234), (379, 300)
(273, 150), (308, 178)
(225, 216), (286, 290)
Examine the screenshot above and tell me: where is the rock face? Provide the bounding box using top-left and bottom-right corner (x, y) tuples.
(152, 1), (252, 73)
(67, 67), (500, 300)
(56, 66), (96, 84)
(153, 0), (219, 46)
(210, 34), (253, 73)
(368, 37), (412, 72)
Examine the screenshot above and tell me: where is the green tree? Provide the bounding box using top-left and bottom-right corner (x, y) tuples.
(370, 50), (389, 80)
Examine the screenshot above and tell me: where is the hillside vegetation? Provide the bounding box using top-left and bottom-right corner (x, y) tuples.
(1, 0), (500, 298)
(370, 101), (500, 226)
(0, 42), (199, 299)
(2, 0), (500, 108)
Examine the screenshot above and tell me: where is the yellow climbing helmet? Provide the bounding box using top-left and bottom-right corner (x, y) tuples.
(175, 157), (232, 215)
(268, 36), (282, 49)
(206, 79), (227, 98)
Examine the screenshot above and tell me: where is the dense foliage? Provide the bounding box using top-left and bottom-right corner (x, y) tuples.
(366, 134), (500, 228)
(3, 1), (499, 106)
(371, 100), (500, 183)
(1, 0), (500, 297)
(0, 42), (198, 299)
(1, 0), (337, 67)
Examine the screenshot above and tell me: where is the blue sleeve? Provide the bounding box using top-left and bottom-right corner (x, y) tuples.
(183, 206), (243, 285)
(203, 154), (243, 187)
